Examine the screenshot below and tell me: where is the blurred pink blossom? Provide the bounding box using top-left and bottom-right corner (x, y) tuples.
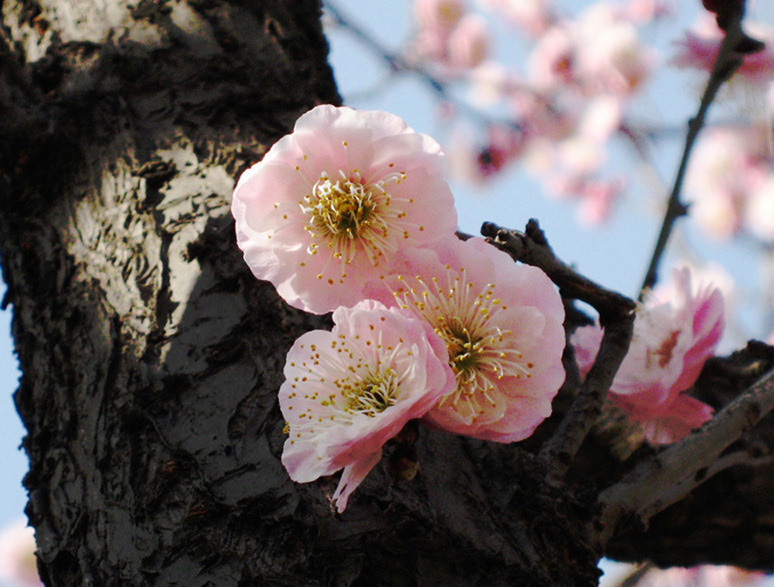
(366, 238), (565, 442)
(672, 16), (774, 85)
(279, 300), (454, 512)
(0, 519), (41, 587)
(617, 0), (670, 24)
(574, 11), (655, 95)
(231, 105), (458, 314)
(529, 25), (576, 90)
(745, 176), (774, 241)
(448, 14), (490, 69)
(685, 126), (771, 240)
(414, 0), (466, 33)
(636, 565), (766, 587)
(478, 0), (554, 37)
(571, 267), (724, 444)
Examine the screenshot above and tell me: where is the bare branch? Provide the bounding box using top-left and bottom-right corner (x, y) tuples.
(594, 366), (774, 550)
(481, 220), (636, 483)
(639, 10), (762, 297)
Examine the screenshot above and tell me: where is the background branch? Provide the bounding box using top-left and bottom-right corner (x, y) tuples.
(481, 220), (636, 483)
(594, 366), (774, 550)
(638, 9), (762, 297)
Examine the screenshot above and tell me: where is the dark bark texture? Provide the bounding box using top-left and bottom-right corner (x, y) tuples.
(2, 1), (774, 586)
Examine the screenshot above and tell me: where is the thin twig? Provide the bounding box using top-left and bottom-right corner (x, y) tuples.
(593, 366), (774, 550)
(481, 220), (636, 483)
(639, 11), (756, 298)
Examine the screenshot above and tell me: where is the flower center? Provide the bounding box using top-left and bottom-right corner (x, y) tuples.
(342, 370), (399, 417)
(389, 269), (533, 417)
(301, 168), (409, 268)
(310, 176), (378, 240)
(438, 317), (485, 377)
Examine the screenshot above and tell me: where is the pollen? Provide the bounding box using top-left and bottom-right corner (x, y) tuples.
(300, 168), (411, 269)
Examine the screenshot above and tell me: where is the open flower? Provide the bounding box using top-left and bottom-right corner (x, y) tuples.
(0, 519), (41, 587)
(366, 238), (565, 442)
(232, 105), (458, 314)
(571, 267), (724, 444)
(279, 300), (454, 512)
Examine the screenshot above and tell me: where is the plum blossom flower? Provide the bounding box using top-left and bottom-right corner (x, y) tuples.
(745, 176), (774, 241)
(633, 565), (765, 587)
(414, 0), (466, 33)
(232, 105), (458, 314)
(685, 126), (770, 240)
(672, 16), (774, 85)
(0, 519), (41, 587)
(448, 14), (489, 69)
(279, 300), (454, 512)
(574, 8), (655, 95)
(366, 238), (565, 442)
(571, 267), (724, 444)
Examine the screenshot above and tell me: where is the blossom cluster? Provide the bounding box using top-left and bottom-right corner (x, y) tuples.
(407, 0), (664, 224)
(401, 0), (774, 231)
(233, 104), (566, 510)
(233, 104), (725, 511)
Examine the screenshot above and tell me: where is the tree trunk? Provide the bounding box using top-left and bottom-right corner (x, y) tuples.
(2, 1), (774, 586)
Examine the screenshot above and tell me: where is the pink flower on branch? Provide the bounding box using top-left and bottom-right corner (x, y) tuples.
(367, 238), (565, 443)
(672, 17), (774, 85)
(571, 268), (724, 445)
(232, 105), (458, 314)
(279, 301), (454, 512)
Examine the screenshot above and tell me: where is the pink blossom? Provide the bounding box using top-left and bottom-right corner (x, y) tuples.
(571, 267), (724, 444)
(0, 519), (41, 587)
(529, 25), (576, 90)
(366, 238), (565, 442)
(447, 14), (490, 70)
(745, 176), (774, 241)
(279, 300), (454, 512)
(232, 105), (458, 314)
(635, 565), (766, 587)
(575, 15), (654, 95)
(672, 17), (774, 85)
(478, 0), (553, 37)
(414, 0), (466, 33)
(685, 126), (769, 240)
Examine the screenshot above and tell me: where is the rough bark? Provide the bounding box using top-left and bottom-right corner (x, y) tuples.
(2, 1), (774, 586)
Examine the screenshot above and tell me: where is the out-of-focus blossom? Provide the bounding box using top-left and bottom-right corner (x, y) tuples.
(745, 176), (774, 241)
(410, 1), (490, 72)
(635, 564), (766, 587)
(477, 0), (554, 37)
(466, 61), (517, 106)
(575, 14), (655, 94)
(415, 0), (466, 33)
(367, 238), (565, 442)
(529, 25), (576, 90)
(672, 16), (774, 85)
(0, 519), (41, 587)
(572, 267), (724, 444)
(685, 126), (771, 241)
(279, 300), (455, 512)
(618, 0), (670, 24)
(448, 14), (489, 69)
(231, 105), (458, 314)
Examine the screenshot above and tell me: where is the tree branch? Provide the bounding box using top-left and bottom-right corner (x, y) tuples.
(638, 9), (761, 297)
(594, 366), (774, 550)
(481, 220), (636, 483)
